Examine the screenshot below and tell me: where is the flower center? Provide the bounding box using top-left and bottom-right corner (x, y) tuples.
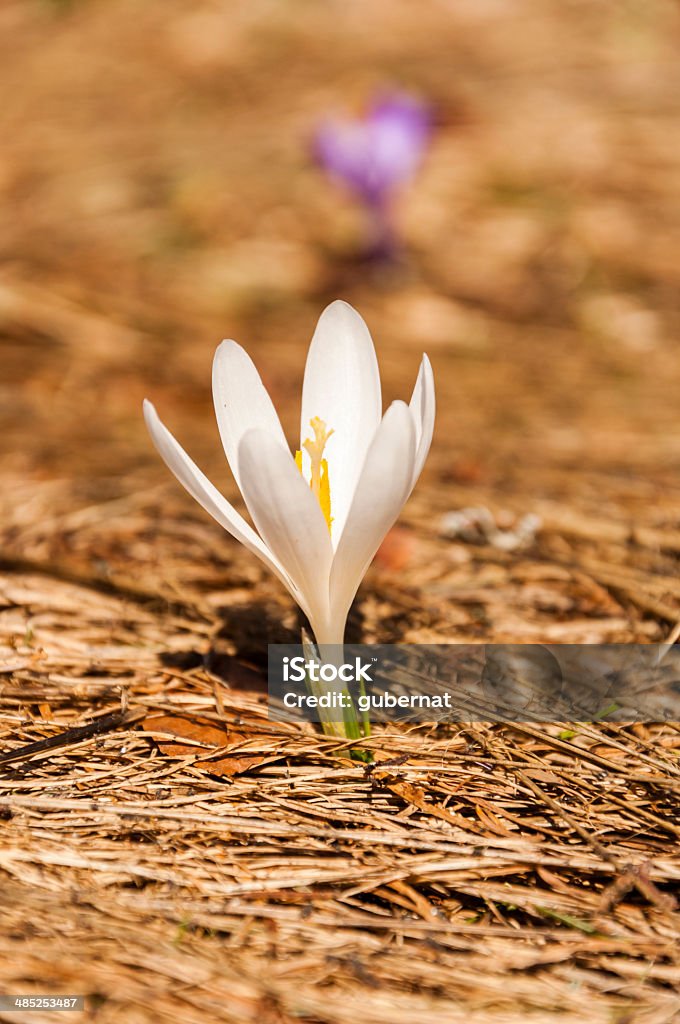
(295, 416), (333, 533)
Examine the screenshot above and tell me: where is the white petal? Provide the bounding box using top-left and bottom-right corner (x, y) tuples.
(329, 400), (415, 625)
(212, 340), (288, 492)
(408, 353), (435, 492)
(143, 400), (299, 604)
(237, 428), (333, 634)
(301, 300), (382, 545)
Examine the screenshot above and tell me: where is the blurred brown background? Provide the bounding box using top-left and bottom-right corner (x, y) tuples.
(2, 0), (680, 641)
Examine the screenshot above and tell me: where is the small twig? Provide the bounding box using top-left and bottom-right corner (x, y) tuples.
(597, 861), (677, 915)
(0, 707), (145, 767)
(514, 768), (677, 917)
(513, 767), (617, 866)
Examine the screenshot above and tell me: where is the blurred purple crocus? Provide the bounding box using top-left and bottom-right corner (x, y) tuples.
(314, 92), (432, 261)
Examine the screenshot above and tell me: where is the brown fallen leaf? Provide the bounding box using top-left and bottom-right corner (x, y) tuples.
(141, 713), (268, 777)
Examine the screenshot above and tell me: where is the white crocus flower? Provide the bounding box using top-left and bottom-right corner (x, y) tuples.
(143, 300), (435, 651)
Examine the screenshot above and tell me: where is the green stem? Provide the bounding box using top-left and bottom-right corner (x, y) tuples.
(358, 677), (372, 740)
(301, 629), (373, 761)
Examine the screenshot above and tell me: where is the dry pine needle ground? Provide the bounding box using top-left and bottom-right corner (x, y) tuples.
(0, 480), (678, 1023)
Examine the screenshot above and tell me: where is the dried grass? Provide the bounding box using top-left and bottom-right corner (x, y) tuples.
(1, 479), (679, 1022)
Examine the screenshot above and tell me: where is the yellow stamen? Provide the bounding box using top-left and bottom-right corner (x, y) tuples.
(318, 458), (332, 530)
(295, 416), (334, 532)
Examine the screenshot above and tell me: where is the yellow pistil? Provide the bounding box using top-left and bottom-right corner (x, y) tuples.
(296, 416), (334, 532)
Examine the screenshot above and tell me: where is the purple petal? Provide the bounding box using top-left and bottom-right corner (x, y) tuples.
(368, 93), (432, 144)
(314, 91), (432, 204)
(314, 119), (379, 202)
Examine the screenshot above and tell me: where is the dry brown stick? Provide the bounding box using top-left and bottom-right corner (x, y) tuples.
(464, 726), (624, 867)
(597, 862), (678, 916)
(513, 768), (678, 917)
(512, 767), (618, 865)
(0, 707), (146, 766)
